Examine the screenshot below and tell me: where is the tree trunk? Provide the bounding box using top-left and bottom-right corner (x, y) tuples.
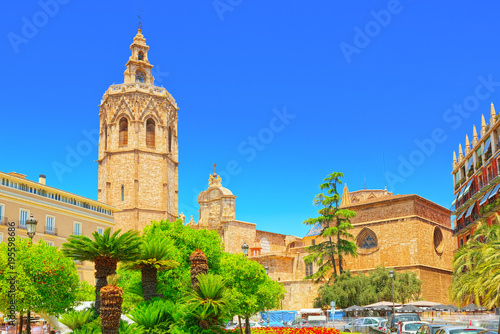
(238, 316), (243, 334)
(26, 310), (31, 334)
(141, 265), (158, 301)
(245, 317), (251, 334)
(18, 313), (23, 334)
(100, 283), (123, 334)
(94, 256), (118, 316)
(328, 236), (337, 277)
(337, 230), (343, 274)
(190, 249), (208, 289)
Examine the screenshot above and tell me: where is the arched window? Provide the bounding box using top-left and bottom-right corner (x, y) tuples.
(135, 70), (145, 83)
(119, 118), (128, 146)
(121, 185), (124, 201)
(104, 123), (108, 151)
(356, 228), (378, 249)
(138, 51), (144, 61)
(168, 126), (172, 152)
(260, 238), (270, 254)
(146, 118), (155, 147)
(434, 226), (444, 253)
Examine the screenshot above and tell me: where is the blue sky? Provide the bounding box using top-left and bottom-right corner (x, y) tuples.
(1, 0), (499, 237)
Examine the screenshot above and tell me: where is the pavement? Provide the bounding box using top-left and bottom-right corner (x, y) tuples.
(0, 325), (50, 333)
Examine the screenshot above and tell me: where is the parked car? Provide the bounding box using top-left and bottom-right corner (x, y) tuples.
(343, 320), (356, 332)
(400, 321), (429, 334)
(378, 319), (389, 333)
(416, 324), (455, 334)
(434, 327), (486, 334)
(386, 313), (421, 334)
(354, 317), (386, 333)
(302, 316), (327, 328)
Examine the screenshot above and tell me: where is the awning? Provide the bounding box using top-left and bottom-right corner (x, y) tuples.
(483, 137), (491, 153)
(458, 180), (472, 200)
(488, 183), (500, 199)
(480, 189), (493, 206)
(465, 201), (476, 218)
(457, 209), (466, 220)
(450, 197), (457, 210)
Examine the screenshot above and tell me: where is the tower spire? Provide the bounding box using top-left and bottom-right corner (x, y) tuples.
(453, 151), (457, 169)
(459, 144), (464, 161)
(340, 183), (351, 207)
(481, 114), (487, 137)
(123, 27), (154, 85)
(465, 135), (470, 154)
(472, 125), (479, 146)
(491, 102), (496, 125)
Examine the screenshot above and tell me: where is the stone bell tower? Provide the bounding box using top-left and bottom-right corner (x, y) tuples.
(97, 28), (179, 231)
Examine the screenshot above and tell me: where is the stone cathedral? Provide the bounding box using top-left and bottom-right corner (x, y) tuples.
(97, 28), (179, 231)
(95, 28), (454, 308)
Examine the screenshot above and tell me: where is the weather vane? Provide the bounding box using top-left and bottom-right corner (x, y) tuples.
(213, 163), (217, 175)
(138, 8), (142, 31)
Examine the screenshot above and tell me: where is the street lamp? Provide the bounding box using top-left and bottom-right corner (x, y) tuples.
(25, 214), (37, 334)
(26, 214), (38, 240)
(241, 241), (249, 257)
(389, 269), (395, 316)
(264, 265), (269, 275)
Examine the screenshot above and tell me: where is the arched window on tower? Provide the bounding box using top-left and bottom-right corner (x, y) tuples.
(356, 227), (378, 250)
(146, 118), (155, 148)
(168, 126), (172, 153)
(104, 123), (108, 151)
(138, 51), (144, 61)
(119, 118), (128, 146)
(135, 70), (145, 83)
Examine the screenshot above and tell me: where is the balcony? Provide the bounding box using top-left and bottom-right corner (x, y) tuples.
(0, 216), (8, 226)
(44, 228), (58, 236)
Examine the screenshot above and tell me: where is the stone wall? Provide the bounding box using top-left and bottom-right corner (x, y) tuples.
(222, 221), (257, 254)
(256, 230), (288, 252)
(282, 280), (319, 310)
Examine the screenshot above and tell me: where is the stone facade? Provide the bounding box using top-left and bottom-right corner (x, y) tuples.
(192, 178), (455, 308)
(97, 29), (179, 231)
(0, 171), (117, 285)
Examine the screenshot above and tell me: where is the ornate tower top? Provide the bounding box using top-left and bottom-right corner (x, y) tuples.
(123, 28), (154, 85)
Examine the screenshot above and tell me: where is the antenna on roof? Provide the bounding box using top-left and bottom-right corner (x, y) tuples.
(383, 154), (387, 189)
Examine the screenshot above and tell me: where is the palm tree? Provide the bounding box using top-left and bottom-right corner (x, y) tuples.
(190, 249), (209, 289)
(122, 235), (179, 301)
(451, 223), (500, 306)
(61, 228), (141, 314)
(182, 273), (233, 330)
(100, 274), (123, 334)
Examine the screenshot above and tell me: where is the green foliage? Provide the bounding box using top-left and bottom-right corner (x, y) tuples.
(303, 172), (358, 280)
(220, 253), (286, 317)
(128, 298), (180, 333)
(118, 219), (224, 310)
(122, 234), (179, 271)
(181, 273), (233, 331)
(76, 281), (96, 302)
(314, 266), (422, 308)
(451, 223), (500, 308)
(61, 228), (141, 263)
(59, 309), (94, 330)
(0, 238), (80, 316)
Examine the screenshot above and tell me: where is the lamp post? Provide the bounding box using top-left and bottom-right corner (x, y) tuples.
(241, 241), (249, 257)
(389, 269), (395, 316)
(25, 214), (37, 334)
(264, 265), (269, 275)
(26, 214), (37, 240)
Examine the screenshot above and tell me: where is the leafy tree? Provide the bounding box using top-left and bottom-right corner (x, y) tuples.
(220, 253), (286, 334)
(61, 228), (141, 314)
(314, 271), (377, 308)
(303, 172), (357, 281)
(314, 266), (421, 308)
(451, 223), (500, 311)
(0, 238), (80, 334)
(76, 281), (96, 302)
(122, 235), (179, 301)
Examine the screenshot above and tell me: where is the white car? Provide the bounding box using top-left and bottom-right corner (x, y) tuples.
(401, 321), (429, 334)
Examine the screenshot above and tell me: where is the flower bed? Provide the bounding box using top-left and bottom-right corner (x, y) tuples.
(227, 328), (342, 334)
